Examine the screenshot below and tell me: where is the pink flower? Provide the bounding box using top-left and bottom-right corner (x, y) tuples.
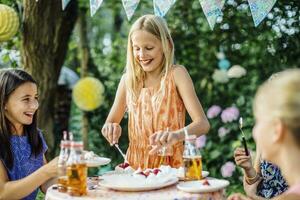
(218, 127), (230, 138)
(196, 135), (206, 149)
(207, 105), (222, 119)
(221, 106), (240, 123)
(221, 161), (236, 177)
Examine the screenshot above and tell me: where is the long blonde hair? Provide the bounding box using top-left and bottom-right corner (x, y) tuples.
(254, 68), (300, 145)
(125, 14), (174, 102)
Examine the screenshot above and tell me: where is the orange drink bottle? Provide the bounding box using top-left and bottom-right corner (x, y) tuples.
(57, 140), (70, 192)
(183, 128), (202, 180)
(66, 141), (87, 196)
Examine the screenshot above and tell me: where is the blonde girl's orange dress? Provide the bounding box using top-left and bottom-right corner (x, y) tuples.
(126, 68), (186, 169)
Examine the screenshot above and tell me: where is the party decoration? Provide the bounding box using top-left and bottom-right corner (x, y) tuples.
(72, 77), (105, 111)
(0, 4), (19, 42)
(62, 0), (71, 10)
(52, 0), (278, 28)
(199, 0), (225, 30)
(90, 0), (104, 17)
(122, 0), (140, 21)
(153, 0), (176, 17)
(227, 65), (247, 78)
(248, 0), (277, 27)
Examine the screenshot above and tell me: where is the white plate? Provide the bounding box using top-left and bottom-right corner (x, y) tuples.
(177, 179), (229, 193)
(99, 174), (179, 191)
(103, 169), (209, 179)
(85, 157), (111, 167)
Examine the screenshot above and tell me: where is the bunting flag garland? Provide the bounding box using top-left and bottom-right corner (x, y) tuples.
(153, 0), (176, 17)
(62, 0), (71, 10)
(122, 0), (140, 20)
(248, 0), (277, 27)
(42, 0), (277, 29)
(90, 0), (104, 17)
(199, 0), (225, 30)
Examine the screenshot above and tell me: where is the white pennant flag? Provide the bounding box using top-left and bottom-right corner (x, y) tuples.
(90, 0), (104, 17)
(122, 0), (140, 21)
(248, 0), (277, 27)
(199, 0), (225, 30)
(153, 0), (176, 17)
(62, 0), (71, 10)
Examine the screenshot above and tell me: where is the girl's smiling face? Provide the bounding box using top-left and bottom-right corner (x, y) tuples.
(131, 30), (164, 74)
(5, 82), (39, 133)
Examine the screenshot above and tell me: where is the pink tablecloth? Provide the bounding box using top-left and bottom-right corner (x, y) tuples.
(45, 181), (226, 200)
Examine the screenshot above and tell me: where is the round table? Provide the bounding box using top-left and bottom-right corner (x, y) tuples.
(45, 179), (226, 200)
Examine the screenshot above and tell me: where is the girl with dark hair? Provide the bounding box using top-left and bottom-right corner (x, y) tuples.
(0, 69), (58, 200)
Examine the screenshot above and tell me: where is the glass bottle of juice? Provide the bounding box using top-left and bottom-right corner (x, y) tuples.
(66, 141), (87, 196)
(183, 128), (202, 180)
(57, 140), (70, 192)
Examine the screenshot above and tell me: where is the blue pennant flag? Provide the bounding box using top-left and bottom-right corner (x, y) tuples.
(122, 0), (140, 21)
(199, 0), (225, 30)
(62, 0), (71, 10)
(90, 0), (104, 17)
(153, 0), (176, 17)
(248, 0), (277, 27)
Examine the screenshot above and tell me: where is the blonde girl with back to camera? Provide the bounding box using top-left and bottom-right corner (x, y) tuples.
(101, 14), (210, 169)
(228, 68), (300, 200)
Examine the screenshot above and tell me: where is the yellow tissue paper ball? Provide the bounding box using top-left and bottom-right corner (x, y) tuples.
(0, 4), (19, 42)
(73, 77), (105, 111)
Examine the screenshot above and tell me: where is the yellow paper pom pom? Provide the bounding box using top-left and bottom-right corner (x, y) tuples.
(0, 4), (19, 42)
(73, 77), (105, 111)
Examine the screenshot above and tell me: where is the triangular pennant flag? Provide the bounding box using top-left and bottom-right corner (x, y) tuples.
(90, 0), (103, 17)
(248, 0), (276, 27)
(153, 0), (176, 17)
(122, 0), (140, 21)
(199, 0), (225, 30)
(62, 0), (71, 10)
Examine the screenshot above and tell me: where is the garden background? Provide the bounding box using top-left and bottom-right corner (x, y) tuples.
(0, 0), (299, 199)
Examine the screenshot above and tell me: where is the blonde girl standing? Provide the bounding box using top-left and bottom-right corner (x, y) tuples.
(102, 15), (210, 169)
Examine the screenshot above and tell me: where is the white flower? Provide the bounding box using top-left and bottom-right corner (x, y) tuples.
(216, 52), (225, 59)
(227, 65), (247, 78)
(212, 69), (229, 83)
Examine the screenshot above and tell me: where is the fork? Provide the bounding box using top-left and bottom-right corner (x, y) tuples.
(114, 144), (129, 163)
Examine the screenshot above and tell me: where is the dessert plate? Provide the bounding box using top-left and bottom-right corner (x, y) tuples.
(99, 173), (178, 191)
(85, 157), (111, 167)
(177, 179), (229, 193)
